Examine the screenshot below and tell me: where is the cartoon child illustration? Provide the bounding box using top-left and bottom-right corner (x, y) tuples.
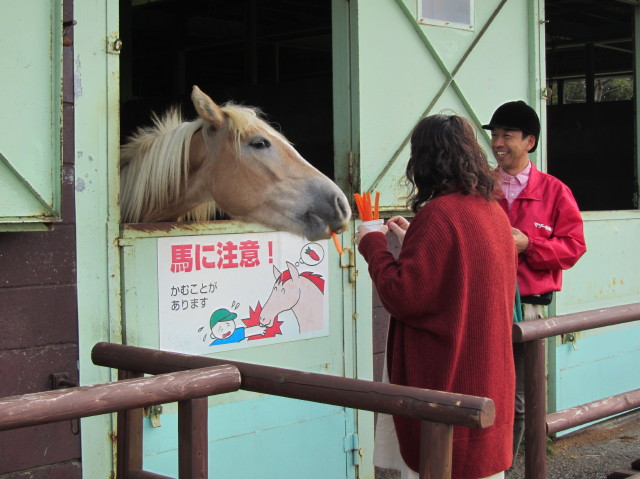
(209, 307), (266, 346)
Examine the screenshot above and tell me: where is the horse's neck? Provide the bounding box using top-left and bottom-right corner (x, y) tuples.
(291, 279), (323, 332)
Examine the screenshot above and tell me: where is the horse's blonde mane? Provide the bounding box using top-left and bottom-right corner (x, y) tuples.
(120, 102), (281, 223)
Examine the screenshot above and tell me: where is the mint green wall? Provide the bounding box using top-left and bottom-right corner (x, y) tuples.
(71, 0), (640, 475)
(75, 0), (122, 477)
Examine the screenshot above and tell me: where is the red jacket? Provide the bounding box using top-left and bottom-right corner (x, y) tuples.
(359, 193), (516, 478)
(498, 163), (586, 297)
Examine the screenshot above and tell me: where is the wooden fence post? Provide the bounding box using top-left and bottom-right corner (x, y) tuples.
(419, 420), (453, 479)
(524, 338), (547, 479)
(118, 370), (144, 479)
(178, 398), (208, 479)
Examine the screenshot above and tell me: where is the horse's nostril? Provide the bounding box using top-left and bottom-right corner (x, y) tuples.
(336, 194), (351, 220)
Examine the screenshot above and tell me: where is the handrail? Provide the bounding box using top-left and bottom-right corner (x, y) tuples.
(91, 342), (494, 428)
(0, 365), (240, 431)
(512, 302), (640, 479)
(92, 342), (496, 479)
(512, 302), (640, 342)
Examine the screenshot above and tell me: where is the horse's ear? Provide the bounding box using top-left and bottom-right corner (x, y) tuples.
(191, 85), (225, 129)
(286, 261), (299, 280)
(272, 265), (281, 280)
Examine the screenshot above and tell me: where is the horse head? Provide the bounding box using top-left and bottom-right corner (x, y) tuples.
(120, 86), (351, 241)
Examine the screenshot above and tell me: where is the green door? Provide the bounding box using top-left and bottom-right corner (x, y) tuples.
(0, 0), (63, 228)
(75, 0), (366, 478)
(348, 0), (543, 463)
(352, 0), (544, 209)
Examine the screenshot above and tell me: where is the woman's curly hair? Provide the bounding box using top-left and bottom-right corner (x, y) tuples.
(405, 114), (499, 212)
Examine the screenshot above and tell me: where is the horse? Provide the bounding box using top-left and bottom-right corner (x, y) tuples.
(120, 86), (351, 241)
(260, 262), (325, 333)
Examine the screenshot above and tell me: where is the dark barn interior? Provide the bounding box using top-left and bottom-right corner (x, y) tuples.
(119, 0), (334, 179)
(121, 0), (639, 213)
(545, 0), (637, 211)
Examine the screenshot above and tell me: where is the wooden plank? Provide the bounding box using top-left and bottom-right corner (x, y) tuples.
(0, 284), (77, 349)
(0, 422), (80, 473)
(0, 461), (82, 479)
(0, 344), (78, 397)
(0, 225), (76, 287)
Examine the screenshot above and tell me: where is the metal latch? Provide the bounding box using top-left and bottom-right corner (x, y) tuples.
(339, 247), (357, 283)
(561, 332), (579, 350)
(145, 405), (163, 427)
(50, 372), (77, 390)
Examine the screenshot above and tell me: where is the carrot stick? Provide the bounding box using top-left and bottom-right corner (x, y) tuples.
(374, 191), (380, 220)
(331, 232), (343, 254)
(354, 193), (365, 219)
(364, 192), (372, 221)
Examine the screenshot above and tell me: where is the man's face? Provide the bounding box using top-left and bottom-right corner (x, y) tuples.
(490, 127), (535, 175)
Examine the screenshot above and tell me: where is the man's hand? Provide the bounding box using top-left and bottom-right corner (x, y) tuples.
(512, 227), (529, 253)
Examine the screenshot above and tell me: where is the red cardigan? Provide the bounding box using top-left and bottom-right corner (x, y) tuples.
(359, 193), (517, 478)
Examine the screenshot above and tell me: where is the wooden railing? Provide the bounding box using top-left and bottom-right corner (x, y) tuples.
(514, 302), (640, 479)
(90, 342), (496, 479)
(0, 366), (241, 478)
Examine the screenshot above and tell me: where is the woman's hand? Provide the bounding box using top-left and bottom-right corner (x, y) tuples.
(355, 223), (388, 245)
(386, 216), (410, 246)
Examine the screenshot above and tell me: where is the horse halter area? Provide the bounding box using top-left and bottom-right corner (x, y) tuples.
(119, 0), (335, 185)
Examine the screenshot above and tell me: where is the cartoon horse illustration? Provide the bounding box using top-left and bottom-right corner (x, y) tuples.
(259, 262), (325, 333)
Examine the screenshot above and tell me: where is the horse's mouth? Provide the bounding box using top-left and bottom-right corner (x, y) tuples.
(303, 213), (349, 241)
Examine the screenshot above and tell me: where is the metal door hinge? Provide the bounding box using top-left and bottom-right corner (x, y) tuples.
(343, 433), (361, 465)
(340, 247), (357, 283)
(348, 151), (358, 190)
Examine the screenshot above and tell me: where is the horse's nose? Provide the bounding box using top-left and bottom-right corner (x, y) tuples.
(335, 192), (351, 222)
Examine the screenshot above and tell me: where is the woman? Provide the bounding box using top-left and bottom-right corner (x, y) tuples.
(356, 114), (517, 479)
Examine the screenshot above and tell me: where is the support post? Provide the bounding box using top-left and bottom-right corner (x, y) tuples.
(178, 397), (208, 479)
(419, 420), (453, 479)
(117, 370), (144, 479)
(524, 339), (547, 479)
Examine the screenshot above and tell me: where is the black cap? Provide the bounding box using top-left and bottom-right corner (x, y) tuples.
(482, 101), (541, 152)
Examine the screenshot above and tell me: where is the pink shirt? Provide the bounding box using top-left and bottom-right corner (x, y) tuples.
(498, 162), (532, 206)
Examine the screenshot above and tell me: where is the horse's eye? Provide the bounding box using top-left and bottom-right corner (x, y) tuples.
(250, 138), (271, 149)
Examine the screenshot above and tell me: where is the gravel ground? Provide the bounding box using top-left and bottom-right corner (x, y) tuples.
(375, 410), (640, 479)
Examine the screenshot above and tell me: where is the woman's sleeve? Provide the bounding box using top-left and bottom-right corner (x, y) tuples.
(358, 209), (451, 322)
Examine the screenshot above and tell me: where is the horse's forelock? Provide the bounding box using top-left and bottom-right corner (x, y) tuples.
(220, 103), (286, 152)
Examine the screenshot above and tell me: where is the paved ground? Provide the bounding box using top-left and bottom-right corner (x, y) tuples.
(375, 409), (640, 479)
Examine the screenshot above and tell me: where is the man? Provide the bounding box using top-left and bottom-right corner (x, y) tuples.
(482, 101), (587, 476)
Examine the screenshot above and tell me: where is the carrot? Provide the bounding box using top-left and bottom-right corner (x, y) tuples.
(364, 192), (372, 220)
(374, 191), (380, 220)
(331, 232), (343, 254)
(353, 193), (365, 219)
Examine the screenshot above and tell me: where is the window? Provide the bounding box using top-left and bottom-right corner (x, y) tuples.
(418, 0), (473, 31)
